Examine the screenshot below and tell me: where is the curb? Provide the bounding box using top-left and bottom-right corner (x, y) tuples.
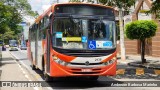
(128, 62), (160, 70)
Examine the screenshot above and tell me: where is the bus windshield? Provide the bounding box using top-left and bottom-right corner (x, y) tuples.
(52, 17), (116, 50)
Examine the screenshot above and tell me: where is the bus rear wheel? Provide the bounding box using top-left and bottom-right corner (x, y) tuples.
(31, 64), (36, 70)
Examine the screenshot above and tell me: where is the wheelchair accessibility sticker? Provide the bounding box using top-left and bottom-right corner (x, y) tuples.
(88, 40), (96, 49)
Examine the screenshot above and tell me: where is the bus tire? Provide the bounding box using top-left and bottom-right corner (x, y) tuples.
(42, 56), (45, 72)
(31, 52), (36, 70)
(31, 64), (36, 70)
(43, 73), (52, 82)
(43, 63), (52, 82)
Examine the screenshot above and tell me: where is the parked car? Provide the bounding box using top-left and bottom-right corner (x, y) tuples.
(20, 45), (27, 50)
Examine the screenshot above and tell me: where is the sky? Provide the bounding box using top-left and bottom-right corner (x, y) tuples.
(28, 0), (69, 14)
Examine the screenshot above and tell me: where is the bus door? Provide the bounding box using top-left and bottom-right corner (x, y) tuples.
(46, 29), (51, 73)
(30, 27), (37, 66)
(37, 27), (43, 70)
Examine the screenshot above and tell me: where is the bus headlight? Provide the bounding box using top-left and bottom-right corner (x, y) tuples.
(104, 57), (116, 65)
(52, 56), (69, 66)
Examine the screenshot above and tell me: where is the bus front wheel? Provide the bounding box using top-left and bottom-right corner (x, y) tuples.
(43, 73), (52, 82)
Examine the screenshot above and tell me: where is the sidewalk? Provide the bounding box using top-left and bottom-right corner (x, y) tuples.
(0, 50), (34, 90)
(117, 55), (160, 69)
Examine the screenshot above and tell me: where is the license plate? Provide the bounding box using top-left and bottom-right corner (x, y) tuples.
(81, 69), (92, 72)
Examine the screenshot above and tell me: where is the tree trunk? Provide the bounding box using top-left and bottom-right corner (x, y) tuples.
(141, 39), (146, 63)
(119, 8), (126, 60)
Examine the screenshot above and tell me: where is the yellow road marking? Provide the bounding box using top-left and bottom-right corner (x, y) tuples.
(116, 69), (125, 75)
(35, 74), (42, 79)
(154, 70), (160, 75)
(136, 68), (144, 75)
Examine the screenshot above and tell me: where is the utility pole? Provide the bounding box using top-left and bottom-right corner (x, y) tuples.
(119, 8), (126, 61)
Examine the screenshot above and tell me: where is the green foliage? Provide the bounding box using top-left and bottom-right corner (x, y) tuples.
(99, 0), (135, 12)
(0, 0), (38, 41)
(1, 0), (38, 17)
(125, 20), (157, 40)
(69, 0), (81, 2)
(149, 0), (160, 18)
(0, 2), (12, 34)
(0, 1), (22, 34)
(69, 0), (93, 2)
(15, 0), (39, 17)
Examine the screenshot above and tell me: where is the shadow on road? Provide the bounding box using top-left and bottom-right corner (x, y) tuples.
(0, 57), (16, 67)
(1, 57), (13, 61)
(46, 78), (122, 89)
(32, 67), (122, 89)
(18, 58), (28, 60)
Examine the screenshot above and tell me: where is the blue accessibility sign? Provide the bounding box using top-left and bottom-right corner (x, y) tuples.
(88, 40), (96, 49)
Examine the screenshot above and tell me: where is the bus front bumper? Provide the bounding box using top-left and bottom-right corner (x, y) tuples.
(50, 60), (117, 77)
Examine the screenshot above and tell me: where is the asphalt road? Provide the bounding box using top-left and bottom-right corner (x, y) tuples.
(9, 49), (160, 90)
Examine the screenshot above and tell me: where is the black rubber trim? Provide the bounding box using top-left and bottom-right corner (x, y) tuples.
(52, 47), (116, 57)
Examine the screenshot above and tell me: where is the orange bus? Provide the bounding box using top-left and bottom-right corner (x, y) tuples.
(28, 3), (117, 81)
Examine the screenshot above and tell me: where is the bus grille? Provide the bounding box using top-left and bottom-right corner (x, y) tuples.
(53, 47), (116, 57)
(63, 53), (107, 57)
(70, 62), (103, 65)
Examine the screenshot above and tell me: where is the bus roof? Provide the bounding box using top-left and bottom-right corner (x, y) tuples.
(34, 3), (114, 24)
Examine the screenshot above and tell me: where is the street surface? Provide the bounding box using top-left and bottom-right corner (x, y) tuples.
(1, 48), (160, 90)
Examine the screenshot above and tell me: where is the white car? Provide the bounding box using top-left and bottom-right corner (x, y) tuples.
(20, 45), (27, 50)
(9, 47), (18, 51)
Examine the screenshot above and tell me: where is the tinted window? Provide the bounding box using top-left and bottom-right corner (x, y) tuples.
(55, 5), (114, 16)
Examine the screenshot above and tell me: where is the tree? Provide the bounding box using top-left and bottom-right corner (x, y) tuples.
(0, 0), (38, 42)
(0, 2), (12, 34)
(149, 0), (160, 18)
(125, 20), (157, 63)
(69, 0), (81, 2)
(0, 1), (22, 35)
(1, 0), (39, 18)
(99, 0), (135, 60)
